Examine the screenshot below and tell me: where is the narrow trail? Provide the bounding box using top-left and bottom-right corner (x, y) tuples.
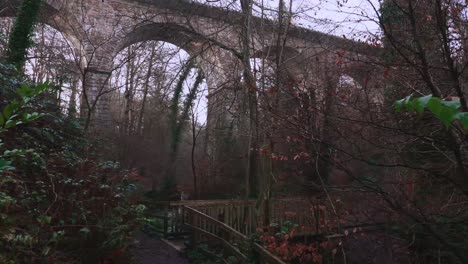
(132, 231), (190, 264)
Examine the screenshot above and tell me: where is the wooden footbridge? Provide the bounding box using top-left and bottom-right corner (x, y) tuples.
(145, 198), (330, 264)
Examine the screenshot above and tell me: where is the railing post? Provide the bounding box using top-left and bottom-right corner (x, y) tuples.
(187, 208), (196, 248)
(163, 204), (169, 238)
(181, 205), (185, 226)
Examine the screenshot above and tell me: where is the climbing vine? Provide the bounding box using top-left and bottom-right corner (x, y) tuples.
(169, 59), (199, 156)
(6, 0), (42, 70)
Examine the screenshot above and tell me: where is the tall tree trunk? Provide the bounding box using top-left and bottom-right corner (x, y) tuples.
(191, 111), (199, 199)
(137, 43), (157, 135)
(240, 0), (259, 199)
(123, 47), (135, 135)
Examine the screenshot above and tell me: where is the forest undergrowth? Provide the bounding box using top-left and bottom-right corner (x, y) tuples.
(0, 66), (146, 263)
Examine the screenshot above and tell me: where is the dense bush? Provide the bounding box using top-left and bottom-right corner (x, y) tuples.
(0, 71), (145, 262)
(256, 221), (338, 264)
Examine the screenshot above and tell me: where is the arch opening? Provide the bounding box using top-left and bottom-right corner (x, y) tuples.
(0, 18), (82, 116)
(110, 38), (210, 195)
(0, 2), (83, 59)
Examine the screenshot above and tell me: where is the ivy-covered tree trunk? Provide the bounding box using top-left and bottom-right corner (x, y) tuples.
(169, 59), (195, 157)
(6, 0), (42, 71)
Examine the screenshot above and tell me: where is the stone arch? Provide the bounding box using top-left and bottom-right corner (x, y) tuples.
(338, 60), (385, 108)
(112, 22), (242, 89)
(113, 23), (203, 58)
(112, 22), (244, 124)
(0, 0), (85, 64)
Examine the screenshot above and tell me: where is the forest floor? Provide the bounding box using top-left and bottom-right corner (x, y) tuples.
(131, 231), (190, 264)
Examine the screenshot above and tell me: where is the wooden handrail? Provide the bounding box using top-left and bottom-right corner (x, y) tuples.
(147, 197), (319, 237)
(185, 205), (286, 264)
(253, 242), (287, 264)
(148, 197), (313, 207)
(149, 199), (258, 207)
(185, 223), (248, 261)
(184, 206), (248, 240)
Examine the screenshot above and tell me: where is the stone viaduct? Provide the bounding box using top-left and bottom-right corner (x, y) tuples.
(0, 0), (382, 171)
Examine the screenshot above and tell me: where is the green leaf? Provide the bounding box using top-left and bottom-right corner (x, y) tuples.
(24, 112), (44, 122)
(34, 82), (50, 95)
(439, 107), (458, 128)
(4, 120), (22, 129)
(393, 99), (404, 113)
(441, 100), (461, 111)
(5, 120), (15, 129)
(427, 97), (443, 118)
(8, 114), (19, 121)
(3, 104), (13, 120)
(37, 215), (52, 225)
(414, 95), (432, 113)
(0, 114), (4, 127)
(394, 98), (404, 112)
(10, 100), (20, 111)
(407, 98), (416, 112)
(455, 112), (468, 130)
(3, 149), (28, 158)
(394, 95), (412, 112)
(0, 159), (14, 171)
(16, 84), (34, 99)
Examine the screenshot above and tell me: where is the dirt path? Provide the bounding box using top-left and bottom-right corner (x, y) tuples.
(132, 231), (190, 264)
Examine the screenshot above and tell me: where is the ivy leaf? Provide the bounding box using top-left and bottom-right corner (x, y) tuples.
(455, 112), (468, 130)
(5, 120), (15, 129)
(427, 97), (443, 119)
(16, 84), (34, 99)
(5, 120), (23, 129)
(439, 107), (458, 128)
(414, 95), (432, 113)
(37, 215), (52, 225)
(24, 112), (44, 122)
(395, 95), (468, 131)
(394, 95), (412, 112)
(0, 159), (14, 171)
(441, 100), (461, 111)
(394, 98), (404, 112)
(34, 82), (50, 95)
(3, 104), (14, 120)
